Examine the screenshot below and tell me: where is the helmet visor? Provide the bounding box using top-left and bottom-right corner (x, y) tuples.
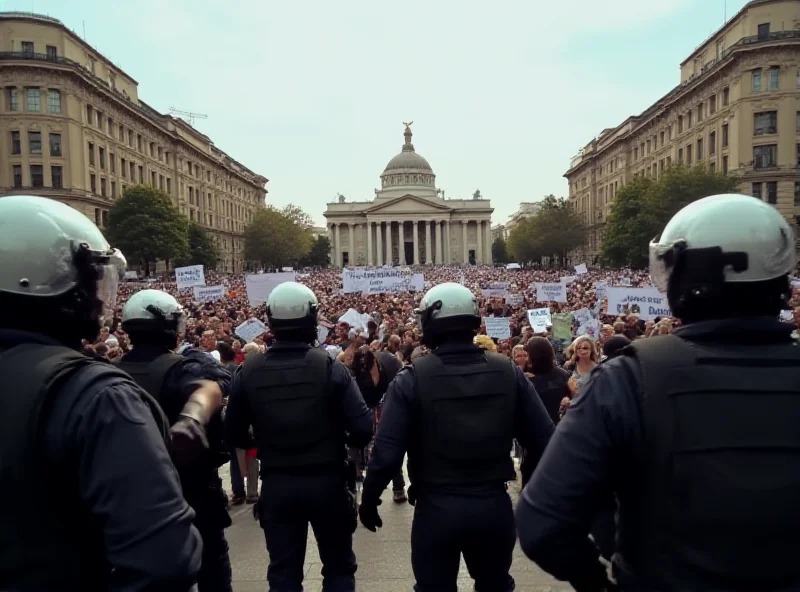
(649, 239), (674, 294)
(95, 248), (126, 325)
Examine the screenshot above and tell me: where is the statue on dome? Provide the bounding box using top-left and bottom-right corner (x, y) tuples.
(473, 189), (482, 200)
(403, 120), (414, 133)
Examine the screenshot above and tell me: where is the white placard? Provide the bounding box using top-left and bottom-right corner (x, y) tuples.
(619, 277), (632, 286)
(483, 317), (511, 339)
(574, 263), (588, 275)
(594, 281), (608, 301)
(481, 288), (507, 298)
(506, 293), (524, 306)
(175, 264), (205, 289)
(779, 310), (793, 322)
(606, 287), (671, 321)
(317, 326), (329, 343)
(281, 266), (294, 272)
(560, 275), (576, 284)
(338, 308), (372, 332)
(235, 317), (268, 343)
(193, 285), (225, 303)
(527, 308), (552, 332)
(536, 282), (567, 303)
(124, 270), (138, 280)
(342, 269), (423, 294)
(573, 307), (592, 325)
(489, 282), (510, 289)
(245, 272), (296, 307)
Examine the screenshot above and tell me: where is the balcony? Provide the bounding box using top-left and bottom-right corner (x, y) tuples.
(721, 30), (800, 59)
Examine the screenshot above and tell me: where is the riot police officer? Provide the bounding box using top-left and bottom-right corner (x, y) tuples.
(359, 282), (555, 592)
(118, 288), (233, 592)
(516, 194), (800, 591)
(224, 281), (373, 592)
(0, 195), (202, 590)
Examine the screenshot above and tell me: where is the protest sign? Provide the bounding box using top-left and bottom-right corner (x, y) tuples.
(573, 307), (592, 325)
(574, 263), (588, 275)
(506, 293), (524, 306)
(551, 312), (574, 341)
(193, 285), (225, 303)
(342, 269), (424, 294)
(594, 281), (608, 301)
(560, 276), (576, 284)
(619, 277), (632, 286)
(338, 308), (372, 332)
(281, 267), (294, 272)
(536, 282), (567, 303)
(606, 287), (671, 320)
(124, 271), (138, 280)
(235, 317), (267, 343)
(489, 282), (510, 289)
(175, 265), (205, 289)
(481, 288), (507, 298)
(482, 317), (511, 339)
(316, 326), (329, 344)
(245, 272), (296, 306)
(577, 318), (602, 340)
(527, 308), (552, 333)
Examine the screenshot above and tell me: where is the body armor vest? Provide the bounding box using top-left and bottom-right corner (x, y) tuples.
(411, 351), (517, 487)
(0, 343), (169, 590)
(617, 334), (800, 591)
(241, 347), (343, 471)
(117, 352), (183, 410)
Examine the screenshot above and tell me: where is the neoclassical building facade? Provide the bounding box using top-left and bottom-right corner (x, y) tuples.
(323, 124), (493, 267)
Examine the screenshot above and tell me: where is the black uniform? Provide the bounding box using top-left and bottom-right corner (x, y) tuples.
(118, 344), (233, 592)
(224, 342), (373, 592)
(0, 329), (202, 591)
(361, 342), (555, 592)
(517, 317), (800, 591)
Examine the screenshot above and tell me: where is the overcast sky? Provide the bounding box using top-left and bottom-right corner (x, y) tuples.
(6, 0), (746, 226)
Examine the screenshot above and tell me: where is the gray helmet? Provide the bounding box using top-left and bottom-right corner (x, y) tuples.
(266, 282), (318, 338)
(415, 282), (480, 346)
(0, 195), (126, 324)
(121, 289), (187, 338)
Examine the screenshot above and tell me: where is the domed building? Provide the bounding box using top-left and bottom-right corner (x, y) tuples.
(323, 123), (493, 267)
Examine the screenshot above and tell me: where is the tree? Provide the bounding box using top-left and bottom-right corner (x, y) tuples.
(299, 235), (332, 267)
(106, 185), (188, 275)
(491, 236), (510, 264)
(507, 195), (587, 264)
(176, 222), (220, 270)
(602, 164), (740, 268)
(243, 205), (313, 269)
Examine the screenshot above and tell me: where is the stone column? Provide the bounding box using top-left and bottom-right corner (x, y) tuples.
(376, 222), (383, 266)
(334, 223), (341, 268)
(445, 222), (452, 264)
(348, 223), (356, 266)
(462, 220), (469, 264)
(366, 221), (373, 266)
(412, 221), (420, 265)
(385, 221), (393, 265)
(425, 221), (432, 265)
(399, 222), (407, 266)
(328, 224), (335, 267)
(435, 221), (443, 264)
(476, 220), (483, 265)
(485, 222), (493, 264)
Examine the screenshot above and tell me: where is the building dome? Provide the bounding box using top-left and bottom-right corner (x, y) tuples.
(383, 150), (433, 173)
(380, 123), (436, 188)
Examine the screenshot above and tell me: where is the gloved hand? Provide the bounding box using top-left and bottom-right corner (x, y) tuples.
(358, 498), (383, 532)
(170, 415), (209, 469)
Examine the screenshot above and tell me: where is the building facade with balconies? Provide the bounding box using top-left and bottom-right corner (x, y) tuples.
(565, 0), (800, 265)
(0, 11), (268, 272)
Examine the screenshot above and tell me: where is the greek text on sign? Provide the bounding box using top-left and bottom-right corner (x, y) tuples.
(482, 317), (511, 339)
(606, 287), (671, 321)
(193, 285), (225, 303)
(175, 265), (205, 290)
(535, 282), (567, 303)
(342, 269), (423, 294)
(235, 317), (268, 343)
(527, 308), (551, 332)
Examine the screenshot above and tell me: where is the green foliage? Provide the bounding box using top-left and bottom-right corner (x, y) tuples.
(491, 237), (510, 264)
(106, 185), (188, 275)
(244, 204), (314, 268)
(300, 235), (332, 267)
(176, 222), (220, 270)
(602, 164), (740, 268)
(507, 195), (587, 263)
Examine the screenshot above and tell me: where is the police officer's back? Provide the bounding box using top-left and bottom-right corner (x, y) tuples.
(517, 194), (800, 591)
(359, 282), (555, 592)
(0, 195), (201, 590)
(224, 281), (373, 592)
(117, 289), (233, 592)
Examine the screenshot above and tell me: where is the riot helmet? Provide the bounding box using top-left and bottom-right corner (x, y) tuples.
(414, 282), (480, 347)
(121, 289), (187, 348)
(0, 195), (126, 345)
(649, 193), (795, 322)
(266, 282), (318, 343)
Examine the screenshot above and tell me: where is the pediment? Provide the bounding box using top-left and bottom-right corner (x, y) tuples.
(365, 194), (451, 214)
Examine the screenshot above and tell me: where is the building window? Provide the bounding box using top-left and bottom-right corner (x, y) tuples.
(660, 131), (665, 146)
(8, 88), (18, 111)
(722, 155), (729, 175)
(709, 94), (716, 114)
(796, 111), (800, 133)
(697, 138), (704, 160)
(30, 165), (43, 188)
(12, 164), (22, 187)
(138, 165), (143, 183)
(99, 147), (106, 170)
(121, 158), (127, 177)
(130, 162), (135, 179)
(166, 177), (172, 194)
(119, 123), (124, 139)
(149, 142), (155, 157)
(128, 129), (134, 147)
(136, 134), (142, 152)
(722, 123), (729, 147)
(752, 182), (762, 199)
(100, 177), (107, 197)
(753, 144), (777, 169)
(709, 131), (716, 155)
(766, 181), (778, 205)
(107, 117), (114, 136)
(86, 104), (93, 123)
(709, 161), (716, 174)
(151, 171), (157, 186)
(10, 131), (20, 155)
(688, 110), (693, 128)
(686, 144), (693, 165)
(94, 208), (101, 226)
(96, 111), (103, 129)
(90, 173), (97, 194)
(795, 182), (800, 206)
(634, 147), (638, 160)
(49, 133), (61, 157)
(88, 142), (95, 166)
(159, 174), (165, 190)
(678, 148), (683, 163)
(752, 70), (762, 92)
(102, 210), (109, 227)
(797, 143), (800, 166)
(51, 165), (63, 189)
(28, 132), (41, 155)
(757, 23), (770, 39)
(666, 156), (672, 168)
(722, 87), (729, 106)
(769, 67), (780, 90)
(26, 88), (40, 112)
(158, 146), (163, 161)
(110, 152), (116, 173)
(697, 103), (704, 121)
(754, 111), (777, 135)
(21, 41), (34, 55)
(111, 181), (116, 198)
(44, 44), (57, 60)
(47, 89), (61, 113)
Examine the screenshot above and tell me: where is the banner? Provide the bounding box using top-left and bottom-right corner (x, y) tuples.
(483, 317), (510, 339)
(536, 282), (567, 303)
(527, 308), (551, 333)
(342, 269), (423, 294)
(193, 285), (225, 303)
(574, 263), (588, 275)
(606, 287), (671, 320)
(175, 264), (205, 289)
(245, 272), (296, 306)
(235, 317), (268, 343)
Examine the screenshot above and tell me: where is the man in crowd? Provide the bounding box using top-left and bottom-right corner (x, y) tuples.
(0, 195), (202, 590)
